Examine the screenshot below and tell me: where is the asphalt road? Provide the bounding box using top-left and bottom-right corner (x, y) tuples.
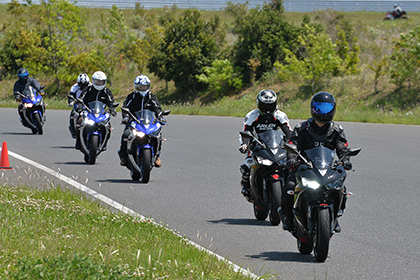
(1, 107), (420, 279)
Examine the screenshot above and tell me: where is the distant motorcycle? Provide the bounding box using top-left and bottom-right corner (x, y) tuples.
(17, 85), (46, 135)
(283, 143), (361, 262)
(121, 107), (170, 183)
(384, 10), (409, 20)
(69, 95), (119, 164)
(239, 130), (288, 225)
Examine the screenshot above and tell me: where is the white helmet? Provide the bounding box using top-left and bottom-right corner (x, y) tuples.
(92, 71), (107, 91)
(77, 73), (90, 89)
(134, 75), (151, 97)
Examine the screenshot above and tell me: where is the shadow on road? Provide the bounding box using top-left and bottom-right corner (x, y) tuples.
(246, 251), (315, 263)
(1, 132), (34, 135)
(207, 218), (272, 226)
(97, 178), (148, 184)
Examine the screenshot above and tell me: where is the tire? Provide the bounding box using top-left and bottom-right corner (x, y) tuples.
(131, 170), (141, 181)
(314, 207), (331, 262)
(140, 148), (151, 183)
(33, 113), (43, 135)
(269, 181), (282, 226)
(297, 239), (313, 255)
(84, 154), (89, 164)
(253, 203), (268, 221)
(88, 135), (99, 165)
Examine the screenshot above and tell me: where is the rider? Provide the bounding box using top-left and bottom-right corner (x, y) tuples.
(76, 71), (117, 150)
(238, 89), (292, 201)
(13, 68), (45, 128)
(280, 91), (353, 232)
(393, 4), (402, 15)
(118, 75), (163, 167)
(68, 73), (91, 139)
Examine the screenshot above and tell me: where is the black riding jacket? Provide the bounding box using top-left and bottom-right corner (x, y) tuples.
(122, 91), (162, 119)
(13, 77), (43, 100)
(288, 118), (350, 162)
(80, 86), (115, 108)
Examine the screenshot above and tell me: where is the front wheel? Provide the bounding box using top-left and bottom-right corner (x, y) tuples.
(269, 181), (282, 226)
(33, 113), (43, 135)
(314, 207), (331, 262)
(139, 148), (151, 183)
(88, 135), (99, 164)
(253, 204), (268, 221)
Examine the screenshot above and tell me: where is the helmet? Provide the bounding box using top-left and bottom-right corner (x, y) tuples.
(257, 89), (277, 116)
(92, 71), (107, 91)
(17, 68), (29, 81)
(310, 92), (336, 123)
(394, 4), (398, 7)
(77, 73), (90, 89)
(134, 75), (151, 97)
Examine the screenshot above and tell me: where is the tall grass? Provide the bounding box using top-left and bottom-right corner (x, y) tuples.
(0, 182), (260, 279)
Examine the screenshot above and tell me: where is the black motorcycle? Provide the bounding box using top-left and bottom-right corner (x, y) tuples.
(283, 143), (361, 262)
(68, 95), (119, 164)
(17, 85), (46, 135)
(240, 130), (288, 226)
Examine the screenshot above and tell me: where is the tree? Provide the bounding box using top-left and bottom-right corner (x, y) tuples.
(274, 25), (341, 93)
(228, 0), (300, 83)
(28, 0), (86, 89)
(148, 9), (220, 94)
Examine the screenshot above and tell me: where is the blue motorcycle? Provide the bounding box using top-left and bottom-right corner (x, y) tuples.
(69, 95), (119, 164)
(121, 108), (170, 183)
(17, 85), (46, 135)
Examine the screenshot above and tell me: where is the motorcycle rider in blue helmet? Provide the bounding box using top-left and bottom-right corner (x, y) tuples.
(13, 68), (45, 129)
(118, 75), (163, 167)
(281, 92), (353, 232)
(238, 89), (292, 202)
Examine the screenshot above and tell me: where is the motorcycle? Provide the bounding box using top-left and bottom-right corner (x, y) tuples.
(121, 107), (170, 183)
(17, 85), (46, 135)
(68, 95), (119, 164)
(239, 130), (288, 226)
(384, 10), (409, 20)
(283, 143), (361, 262)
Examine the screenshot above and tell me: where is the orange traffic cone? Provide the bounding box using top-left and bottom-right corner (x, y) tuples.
(0, 142), (12, 170)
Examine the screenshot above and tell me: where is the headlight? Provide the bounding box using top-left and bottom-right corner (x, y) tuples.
(24, 103), (33, 108)
(256, 156), (273, 166)
(326, 177), (345, 190)
(133, 129), (145, 138)
(301, 177), (320, 189)
(85, 119), (95, 126)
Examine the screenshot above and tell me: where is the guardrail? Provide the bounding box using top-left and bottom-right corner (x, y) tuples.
(0, 0), (419, 12)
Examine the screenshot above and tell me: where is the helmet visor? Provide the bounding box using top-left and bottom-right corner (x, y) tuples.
(94, 79), (106, 86)
(312, 102), (335, 115)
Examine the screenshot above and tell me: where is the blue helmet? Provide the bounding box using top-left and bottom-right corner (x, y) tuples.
(310, 92), (336, 123)
(17, 68), (29, 81)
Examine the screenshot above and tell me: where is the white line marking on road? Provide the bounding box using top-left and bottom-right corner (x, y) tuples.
(4, 149), (259, 279)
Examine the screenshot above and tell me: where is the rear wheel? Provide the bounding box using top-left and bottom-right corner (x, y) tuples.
(269, 181), (282, 226)
(33, 113), (43, 135)
(140, 149), (151, 183)
(314, 208), (331, 262)
(88, 135), (99, 164)
(253, 204), (268, 221)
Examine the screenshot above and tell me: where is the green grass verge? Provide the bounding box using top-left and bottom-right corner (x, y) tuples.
(0, 184), (264, 279)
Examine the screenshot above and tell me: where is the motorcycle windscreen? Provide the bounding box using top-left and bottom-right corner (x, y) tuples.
(88, 101), (106, 115)
(23, 86), (37, 101)
(258, 130), (285, 150)
(134, 109), (155, 126)
(304, 146), (336, 170)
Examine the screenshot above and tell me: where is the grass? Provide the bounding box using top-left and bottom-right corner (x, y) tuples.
(0, 180), (263, 279)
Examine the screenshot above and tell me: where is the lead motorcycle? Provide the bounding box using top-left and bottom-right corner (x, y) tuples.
(121, 107), (171, 183)
(16, 85), (46, 135)
(283, 143), (361, 262)
(239, 130), (288, 226)
(68, 95), (119, 164)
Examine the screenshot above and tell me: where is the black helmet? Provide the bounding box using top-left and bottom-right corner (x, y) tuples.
(17, 68), (29, 81)
(310, 92), (336, 123)
(257, 89), (277, 115)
